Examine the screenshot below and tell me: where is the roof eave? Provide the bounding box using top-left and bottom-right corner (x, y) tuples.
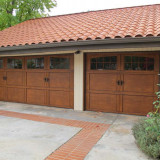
(0, 37), (160, 52)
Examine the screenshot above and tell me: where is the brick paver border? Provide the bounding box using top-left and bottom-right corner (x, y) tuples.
(0, 110), (110, 160)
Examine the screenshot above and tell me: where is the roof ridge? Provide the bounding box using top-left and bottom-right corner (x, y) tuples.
(28, 3), (160, 21)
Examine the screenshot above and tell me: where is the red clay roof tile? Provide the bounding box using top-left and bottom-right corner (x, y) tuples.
(0, 4), (160, 47)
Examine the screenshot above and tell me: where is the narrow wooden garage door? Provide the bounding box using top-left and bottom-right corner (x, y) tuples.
(0, 54), (74, 109)
(0, 57), (26, 103)
(86, 53), (159, 115)
(47, 55), (74, 108)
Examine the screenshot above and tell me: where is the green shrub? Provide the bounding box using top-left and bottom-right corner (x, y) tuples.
(132, 83), (160, 159)
(132, 117), (160, 159)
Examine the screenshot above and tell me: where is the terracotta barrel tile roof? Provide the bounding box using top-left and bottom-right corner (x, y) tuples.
(0, 4), (160, 48)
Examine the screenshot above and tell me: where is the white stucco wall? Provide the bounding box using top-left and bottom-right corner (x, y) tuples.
(74, 52), (84, 111)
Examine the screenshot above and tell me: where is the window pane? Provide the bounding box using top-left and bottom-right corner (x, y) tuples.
(104, 63), (110, 70)
(110, 63), (117, 70)
(7, 59), (13, 69)
(27, 58), (44, 69)
(97, 63), (103, 69)
(15, 59), (22, 69)
(132, 56), (138, 62)
(147, 63), (154, 70)
(97, 57), (103, 62)
(0, 59), (3, 69)
(124, 56), (154, 71)
(91, 58), (97, 63)
(7, 58), (22, 69)
(132, 63), (138, 70)
(91, 63), (96, 70)
(139, 57), (145, 62)
(50, 57), (70, 69)
(104, 57), (110, 62)
(125, 56), (131, 62)
(111, 56), (117, 62)
(125, 63), (131, 70)
(148, 58), (154, 62)
(139, 63), (146, 70)
(90, 56), (117, 70)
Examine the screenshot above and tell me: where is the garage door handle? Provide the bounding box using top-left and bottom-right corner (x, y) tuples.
(44, 77), (49, 82)
(117, 80), (120, 85)
(117, 80), (124, 85)
(3, 76), (7, 80)
(46, 78), (49, 82)
(120, 81), (124, 85)
(44, 77), (47, 82)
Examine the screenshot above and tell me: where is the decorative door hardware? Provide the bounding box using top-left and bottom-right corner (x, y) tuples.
(120, 81), (124, 85)
(117, 80), (121, 85)
(3, 76), (7, 80)
(44, 77), (49, 82)
(117, 80), (124, 85)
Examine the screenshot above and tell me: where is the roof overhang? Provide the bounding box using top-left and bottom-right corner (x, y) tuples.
(0, 37), (160, 56)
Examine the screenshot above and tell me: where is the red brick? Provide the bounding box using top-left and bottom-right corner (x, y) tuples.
(0, 109), (110, 160)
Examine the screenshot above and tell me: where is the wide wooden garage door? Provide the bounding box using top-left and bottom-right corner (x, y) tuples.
(86, 53), (159, 115)
(0, 54), (73, 108)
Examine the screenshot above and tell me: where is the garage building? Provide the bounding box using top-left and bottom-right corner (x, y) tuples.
(0, 4), (160, 115)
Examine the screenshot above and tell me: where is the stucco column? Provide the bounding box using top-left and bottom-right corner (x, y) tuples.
(74, 52), (84, 111)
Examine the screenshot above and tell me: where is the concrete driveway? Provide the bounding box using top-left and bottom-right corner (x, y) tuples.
(0, 102), (151, 160)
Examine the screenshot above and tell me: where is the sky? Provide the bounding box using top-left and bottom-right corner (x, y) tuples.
(50, 0), (160, 16)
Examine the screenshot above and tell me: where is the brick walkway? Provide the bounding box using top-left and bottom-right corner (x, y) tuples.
(0, 110), (110, 160)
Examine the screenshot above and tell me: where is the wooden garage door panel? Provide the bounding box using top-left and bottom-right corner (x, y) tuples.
(69, 91), (74, 107)
(0, 72), (5, 85)
(6, 71), (24, 86)
(89, 73), (117, 91)
(49, 90), (70, 107)
(123, 95), (154, 114)
(0, 55), (74, 109)
(27, 72), (45, 87)
(0, 87), (5, 100)
(7, 87), (25, 102)
(123, 74), (155, 93)
(86, 53), (158, 115)
(27, 89), (45, 105)
(49, 73), (70, 89)
(89, 93), (117, 112)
